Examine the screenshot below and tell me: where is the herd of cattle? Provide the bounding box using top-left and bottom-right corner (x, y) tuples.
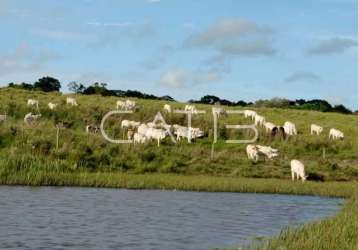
(0, 97), (348, 182)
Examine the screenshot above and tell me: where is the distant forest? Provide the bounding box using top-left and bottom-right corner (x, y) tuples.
(6, 76), (356, 115)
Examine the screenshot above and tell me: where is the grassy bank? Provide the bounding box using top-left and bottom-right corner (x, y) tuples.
(0, 171), (356, 197)
(0, 87), (358, 181)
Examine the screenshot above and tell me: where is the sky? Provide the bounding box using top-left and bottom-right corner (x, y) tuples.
(0, 0), (357, 109)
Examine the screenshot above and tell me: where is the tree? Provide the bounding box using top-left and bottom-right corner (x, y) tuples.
(82, 82), (116, 96)
(200, 95), (221, 104)
(8, 82), (33, 90)
(68, 81), (85, 94)
(331, 105), (352, 114)
(34, 76), (61, 92)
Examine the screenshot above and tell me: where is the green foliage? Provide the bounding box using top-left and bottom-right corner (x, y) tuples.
(33, 76), (61, 92)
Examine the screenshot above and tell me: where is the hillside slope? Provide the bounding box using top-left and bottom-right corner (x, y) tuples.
(0, 88), (357, 181)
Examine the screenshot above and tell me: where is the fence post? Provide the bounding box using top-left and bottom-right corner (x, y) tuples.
(56, 125), (60, 150)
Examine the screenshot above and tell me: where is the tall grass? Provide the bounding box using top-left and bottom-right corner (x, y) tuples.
(0, 87), (357, 181)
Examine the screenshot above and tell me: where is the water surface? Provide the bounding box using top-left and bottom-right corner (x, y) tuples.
(0, 186), (342, 250)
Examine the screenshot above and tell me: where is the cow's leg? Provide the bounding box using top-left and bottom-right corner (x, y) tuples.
(291, 171), (295, 181)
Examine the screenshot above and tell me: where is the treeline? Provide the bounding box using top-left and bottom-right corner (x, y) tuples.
(7, 77), (175, 102)
(6, 76), (356, 115)
(190, 96), (354, 115)
(189, 95), (252, 107)
(68, 81), (175, 101)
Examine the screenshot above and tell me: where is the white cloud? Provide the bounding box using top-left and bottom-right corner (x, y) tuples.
(285, 71), (321, 83)
(159, 69), (221, 88)
(307, 37), (358, 55)
(141, 45), (175, 70)
(33, 29), (88, 41)
(184, 18), (276, 58)
(86, 21), (133, 27)
(87, 21), (157, 48)
(0, 43), (60, 77)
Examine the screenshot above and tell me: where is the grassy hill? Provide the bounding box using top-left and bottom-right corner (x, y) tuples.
(0, 87), (357, 182)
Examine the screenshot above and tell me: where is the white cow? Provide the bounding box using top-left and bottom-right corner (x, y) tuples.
(125, 100), (137, 111)
(146, 122), (171, 130)
(138, 123), (149, 136)
(86, 124), (99, 134)
(254, 115), (266, 126)
(291, 159), (307, 182)
(127, 128), (135, 140)
(246, 144), (259, 162)
(163, 104), (171, 113)
(212, 107), (226, 117)
(116, 100), (125, 110)
(264, 122), (276, 133)
(121, 120), (140, 129)
(283, 121), (297, 136)
(256, 145), (279, 159)
(173, 125), (204, 141)
(311, 124), (323, 135)
(146, 122), (156, 128)
(27, 99), (39, 108)
(48, 102), (58, 110)
(244, 110), (257, 120)
(145, 128), (167, 147)
(0, 113), (7, 122)
(116, 100), (137, 111)
(133, 133), (147, 144)
(184, 105), (197, 114)
(24, 112), (41, 125)
(329, 128), (344, 140)
(66, 97), (78, 106)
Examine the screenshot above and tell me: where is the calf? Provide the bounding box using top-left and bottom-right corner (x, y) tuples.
(311, 124), (323, 135)
(243, 110), (257, 120)
(212, 107), (226, 117)
(163, 104), (171, 113)
(264, 122), (276, 133)
(145, 128), (167, 147)
(329, 128), (344, 140)
(138, 123), (149, 136)
(283, 121), (297, 136)
(27, 99), (39, 109)
(291, 159), (307, 182)
(246, 144), (259, 163)
(86, 124), (99, 134)
(125, 100), (137, 111)
(116, 100), (125, 110)
(254, 115), (265, 127)
(127, 128), (135, 140)
(0, 113), (7, 122)
(256, 145), (279, 159)
(117, 100), (137, 111)
(24, 113), (41, 125)
(184, 105), (198, 114)
(48, 102), (58, 110)
(173, 124), (204, 141)
(66, 97), (78, 106)
(133, 132), (147, 144)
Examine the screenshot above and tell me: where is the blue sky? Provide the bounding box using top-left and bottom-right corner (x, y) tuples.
(0, 0), (357, 109)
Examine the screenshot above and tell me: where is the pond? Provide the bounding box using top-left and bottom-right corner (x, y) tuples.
(0, 186), (342, 250)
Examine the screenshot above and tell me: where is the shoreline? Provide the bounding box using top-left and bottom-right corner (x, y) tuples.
(0, 172), (356, 197)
